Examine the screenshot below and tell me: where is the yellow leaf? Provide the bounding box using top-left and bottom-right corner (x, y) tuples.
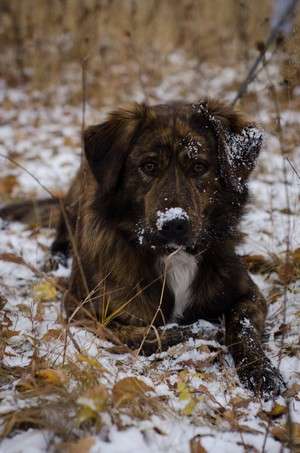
(177, 381), (191, 401)
(268, 403), (288, 418)
(176, 379), (198, 415)
(77, 384), (109, 423)
(112, 377), (153, 407)
(33, 280), (57, 302)
(77, 406), (98, 425)
(182, 397), (197, 416)
(77, 354), (105, 371)
(35, 368), (67, 385)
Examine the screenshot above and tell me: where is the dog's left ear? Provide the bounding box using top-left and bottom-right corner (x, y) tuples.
(192, 100), (263, 192)
(84, 104), (150, 197)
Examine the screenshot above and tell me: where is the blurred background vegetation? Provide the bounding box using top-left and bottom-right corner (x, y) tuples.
(0, 0), (299, 108)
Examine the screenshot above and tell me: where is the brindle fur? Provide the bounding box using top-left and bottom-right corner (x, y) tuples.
(49, 99), (284, 396)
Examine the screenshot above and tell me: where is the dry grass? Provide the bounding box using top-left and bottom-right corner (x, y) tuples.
(1, 0), (300, 101)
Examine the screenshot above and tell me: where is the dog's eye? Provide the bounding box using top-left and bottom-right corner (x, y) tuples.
(192, 162), (207, 176)
(140, 161), (158, 176)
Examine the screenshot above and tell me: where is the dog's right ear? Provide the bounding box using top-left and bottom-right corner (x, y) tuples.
(191, 100), (263, 193)
(84, 105), (151, 196)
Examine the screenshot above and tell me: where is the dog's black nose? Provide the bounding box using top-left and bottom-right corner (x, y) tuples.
(159, 219), (189, 242)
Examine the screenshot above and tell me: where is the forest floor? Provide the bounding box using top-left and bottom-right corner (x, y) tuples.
(0, 51), (299, 452)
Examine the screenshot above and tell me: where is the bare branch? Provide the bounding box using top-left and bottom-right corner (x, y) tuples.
(231, 0), (299, 106)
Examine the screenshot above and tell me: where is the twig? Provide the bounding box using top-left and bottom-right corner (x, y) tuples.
(128, 0), (149, 103)
(103, 275), (162, 326)
(231, 0), (299, 106)
(81, 57), (88, 137)
(286, 157), (300, 180)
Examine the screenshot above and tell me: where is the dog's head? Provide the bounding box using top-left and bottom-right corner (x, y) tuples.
(84, 101), (262, 254)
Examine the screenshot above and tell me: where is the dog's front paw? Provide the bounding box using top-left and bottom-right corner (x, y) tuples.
(238, 356), (286, 399)
(42, 252), (68, 272)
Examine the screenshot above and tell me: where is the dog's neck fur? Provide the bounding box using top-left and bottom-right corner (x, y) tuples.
(160, 250), (198, 322)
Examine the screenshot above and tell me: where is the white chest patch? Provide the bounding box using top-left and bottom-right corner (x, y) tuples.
(161, 250), (198, 322)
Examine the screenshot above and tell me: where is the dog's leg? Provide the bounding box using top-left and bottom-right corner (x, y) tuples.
(44, 203), (76, 271)
(44, 171), (82, 271)
(225, 286), (285, 398)
(114, 323), (208, 355)
(50, 210), (70, 257)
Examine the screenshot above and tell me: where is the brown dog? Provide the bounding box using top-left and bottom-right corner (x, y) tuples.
(48, 99), (284, 397)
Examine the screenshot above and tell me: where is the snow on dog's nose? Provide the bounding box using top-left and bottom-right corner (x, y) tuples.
(156, 208), (190, 244)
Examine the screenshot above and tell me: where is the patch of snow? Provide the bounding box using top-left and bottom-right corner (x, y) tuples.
(178, 135), (203, 159)
(0, 430), (52, 453)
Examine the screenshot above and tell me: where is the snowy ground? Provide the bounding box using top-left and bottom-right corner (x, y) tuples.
(0, 53), (299, 452)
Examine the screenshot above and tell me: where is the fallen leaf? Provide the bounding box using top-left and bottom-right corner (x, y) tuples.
(63, 136), (78, 147)
(222, 409), (236, 422)
(197, 385), (224, 409)
(177, 379), (199, 416)
(274, 323), (290, 337)
(35, 368), (67, 385)
(270, 425), (288, 442)
(2, 329), (20, 340)
(278, 261), (297, 285)
(266, 403), (288, 418)
(0, 253), (25, 265)
(16, 374), (37, 392)
(284, 383), (300, 398)
(77, 354), (105, 371)
(177, 381), (191, 401)
(77, 384), (109, 423)
(62, 436), (97, 453)
(292, 423), (300, 446)
(243, 254), (272, 274)
(33, 280), (57, 302)
(229, 396), (252, 408)
(182, 397), (198, 416)
(42, 329), (63, 341)
(0, 175), (19, 195)
(112, 377), (153, 407)
(16, 304), (32, 316)
(190, 436), (207, 453)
